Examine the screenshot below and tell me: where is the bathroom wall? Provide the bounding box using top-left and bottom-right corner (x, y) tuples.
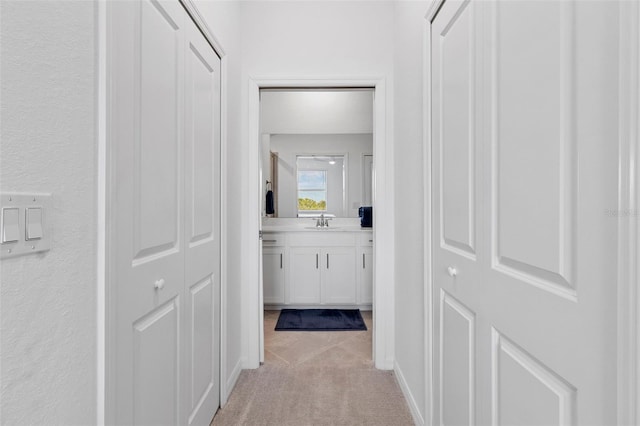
(261, 89), (374, 134)
(0, 1), (97, 424)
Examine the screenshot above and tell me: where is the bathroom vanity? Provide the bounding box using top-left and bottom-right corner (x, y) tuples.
(262, 226), (373, 310)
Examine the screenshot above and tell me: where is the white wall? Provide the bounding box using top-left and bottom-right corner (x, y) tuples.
(393, 2), (430, 423)
(0, 1), (97, 424)
(269, 134), (372, 218)
(194, 0), (244, 403)
(261, 89), (374, 134)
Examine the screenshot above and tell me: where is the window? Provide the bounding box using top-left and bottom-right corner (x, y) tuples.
(297, 170), (327, 212)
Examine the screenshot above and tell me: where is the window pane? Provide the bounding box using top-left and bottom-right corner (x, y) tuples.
(298, 170), (326, 190)
(298, 190), (326, 211)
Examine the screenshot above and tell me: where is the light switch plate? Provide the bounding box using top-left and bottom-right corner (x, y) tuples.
(0, 193), (51, 260)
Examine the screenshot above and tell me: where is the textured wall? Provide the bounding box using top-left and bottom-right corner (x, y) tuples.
(0, 1), (97, 424)
(393, 2), (429, 422)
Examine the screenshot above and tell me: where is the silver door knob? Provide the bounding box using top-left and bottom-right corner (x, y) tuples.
(447, 266), (458, 277)
(154, 278), (165, 290)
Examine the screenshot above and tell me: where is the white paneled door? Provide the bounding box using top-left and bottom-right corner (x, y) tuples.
(431, 1), (619, 425)
(111, 1), (221, 424)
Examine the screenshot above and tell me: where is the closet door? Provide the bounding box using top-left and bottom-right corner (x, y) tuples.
(432, 0), (620, 424)
(112, 1), (186, 424)
(431, 1), (482, 424)
(111, 2), (221, 425)
(183, 15), (221, 426)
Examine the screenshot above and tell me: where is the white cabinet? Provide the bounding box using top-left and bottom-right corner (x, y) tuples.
(262, 230), (372, 307)
(289, 247), (321, 303)
(322, 247), (357, 304)
(289, 247), (357, 305)
(358, 247), (373, 305)
(263, 247), (285, 304)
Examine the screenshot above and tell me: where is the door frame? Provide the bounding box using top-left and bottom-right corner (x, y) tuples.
(618, 1), (640, 424)
(423, 1), (640, 425)
(245, 77), (395, 370)
(97, 0), (230, 423)
(422, 2), (444, 424)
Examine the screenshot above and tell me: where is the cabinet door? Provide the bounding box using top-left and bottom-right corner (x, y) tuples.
(358, 247), (373, 305)
(289, 247), (321, 304)
(263, 247), (284, 304)
(322, 247), (357, 304)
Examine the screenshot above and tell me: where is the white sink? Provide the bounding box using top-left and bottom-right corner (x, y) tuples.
(304, 226), (341, 230)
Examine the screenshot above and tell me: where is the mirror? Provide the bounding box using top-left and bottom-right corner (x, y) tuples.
(260, 88), (374, 218)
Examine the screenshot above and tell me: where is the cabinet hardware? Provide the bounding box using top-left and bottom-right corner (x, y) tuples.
(280, 253), (283, 269)
(363, 253), (365, 269)
(316, 253), (319, 269)
(327, 253), (329, 269)
(368, 239), (373, 243)
(154, 278), (165, 290)
(447, 266), (458, 277)
(263, 239), (277, 243)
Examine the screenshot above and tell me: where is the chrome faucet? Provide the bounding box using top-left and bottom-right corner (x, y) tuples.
(314, 214), (330, 228)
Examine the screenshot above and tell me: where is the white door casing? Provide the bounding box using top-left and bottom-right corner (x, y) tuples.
(431, 1), (620, 425)
(109, 1), (221, 424)
(248, 78), (393, 370)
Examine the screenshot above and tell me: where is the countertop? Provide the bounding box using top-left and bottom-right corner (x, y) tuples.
(262, 225), (372, 233)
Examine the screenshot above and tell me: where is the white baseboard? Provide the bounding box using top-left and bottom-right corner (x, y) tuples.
(394, 361), (425, 426)
(223, 358), (242, 407)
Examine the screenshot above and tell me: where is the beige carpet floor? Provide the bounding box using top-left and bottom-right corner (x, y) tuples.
(211, 310), (415, 426)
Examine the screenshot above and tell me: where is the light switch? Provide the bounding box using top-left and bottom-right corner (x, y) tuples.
(26, 207), (43, 240)
(1, 193), (51, 259)
(2, 207), (20, 243)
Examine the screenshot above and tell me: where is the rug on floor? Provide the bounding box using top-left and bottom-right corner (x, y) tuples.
(275, 308), (367, 331)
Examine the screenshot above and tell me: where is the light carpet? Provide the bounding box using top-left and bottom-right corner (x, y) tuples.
(211, 310), (415, 426)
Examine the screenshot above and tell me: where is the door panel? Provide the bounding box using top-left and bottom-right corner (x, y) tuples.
(440, 291), (475, 426)
(322, 248), (357, 304)
(432, 1), (619, 425)
(263, 248), (285, 304)
(133, 299), (180, 426)
(136, 0), (182, 261)
(112, 2), (221, 424)
(431, 1), (482, 423)
(439, 0), (476, 258)
(184, 15), (221, 426)
(290, 248), (321, 303)
(491, 0), (575, 298)
(113, 1), (185, 423)
(187, 35), (215, 244)
(492, 330), (576, 426)
(359, 248), (373, 305)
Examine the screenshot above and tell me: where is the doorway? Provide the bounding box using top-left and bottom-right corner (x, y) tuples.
(245, 79), (394, 370)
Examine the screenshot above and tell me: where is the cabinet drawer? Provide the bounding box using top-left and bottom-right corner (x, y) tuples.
(288, 232), (355, 247)
(358, 232), (374, 247)
(262, 233), (285, 246)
